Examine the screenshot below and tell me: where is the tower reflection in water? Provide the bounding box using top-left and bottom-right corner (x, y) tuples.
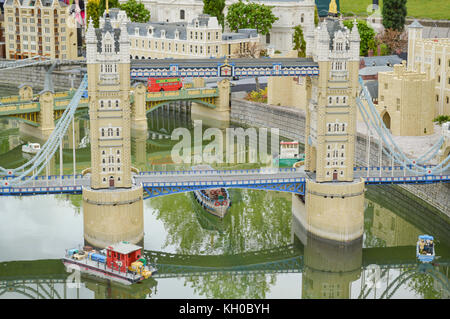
(292, 193), (363, 299)
(300, 232), (362, 299)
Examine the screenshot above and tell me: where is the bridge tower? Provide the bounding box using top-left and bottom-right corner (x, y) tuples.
(299, 15), (365, 242)
(82, 14), (144, 248)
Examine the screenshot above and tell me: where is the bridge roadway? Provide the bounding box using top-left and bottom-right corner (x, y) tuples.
(0, 87), (217, 123)
(0, 166), (449, 197)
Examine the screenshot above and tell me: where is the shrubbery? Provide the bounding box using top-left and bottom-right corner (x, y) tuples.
(433, 115), (450, 125)
(245, 87), (268, 103)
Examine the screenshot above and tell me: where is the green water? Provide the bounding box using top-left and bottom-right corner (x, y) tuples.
(0, 92), (449, 299)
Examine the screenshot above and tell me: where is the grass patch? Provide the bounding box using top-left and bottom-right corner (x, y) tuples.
(340, 0), (450, 20)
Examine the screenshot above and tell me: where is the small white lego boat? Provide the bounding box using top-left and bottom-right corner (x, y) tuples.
(22, 142), (41, 154)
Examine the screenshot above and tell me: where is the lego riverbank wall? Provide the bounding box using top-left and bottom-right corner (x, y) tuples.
(0, 65), (84, 91)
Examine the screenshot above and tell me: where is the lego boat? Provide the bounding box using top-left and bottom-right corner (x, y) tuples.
(22, 142), (41, 154)
(417, 235), (435, 263)
(191, 165), (231, 218)
(62, 241), (157, 285)
(273, 141), (304, 167)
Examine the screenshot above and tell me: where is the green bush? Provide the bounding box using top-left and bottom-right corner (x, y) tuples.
(379, 43), (390, 56)
(433, 115), (450, 125)
(245, 87), (268, 103)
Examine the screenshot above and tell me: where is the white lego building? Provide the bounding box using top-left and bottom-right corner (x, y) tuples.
(121, 0), (316, 53)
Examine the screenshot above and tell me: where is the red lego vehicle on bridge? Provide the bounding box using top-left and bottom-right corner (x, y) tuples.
(147, 77), (183, 92)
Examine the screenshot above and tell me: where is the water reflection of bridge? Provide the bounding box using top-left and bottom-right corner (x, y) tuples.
(1, 243), (449, 299)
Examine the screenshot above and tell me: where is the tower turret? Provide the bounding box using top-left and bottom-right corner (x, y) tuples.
(407, 20), (423, 71)
(306, 16), (361, 182)
(86, 12), (132, 189)
(349, 19), (360, 60)
(82, 10), (144, 249)
(301, 13), (365, 243)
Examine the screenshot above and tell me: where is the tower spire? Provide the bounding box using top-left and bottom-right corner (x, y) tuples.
(106, 0), (109, 17)
(328, 0), (338, 18)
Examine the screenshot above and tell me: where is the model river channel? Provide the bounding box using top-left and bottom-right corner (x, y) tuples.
(0, 85), (449, 299)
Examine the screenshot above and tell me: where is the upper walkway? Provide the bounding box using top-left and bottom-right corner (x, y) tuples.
(130, 57), (319, 78)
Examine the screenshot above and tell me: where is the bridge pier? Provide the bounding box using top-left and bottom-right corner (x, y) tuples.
(19, 90), (55, 141)
(132, 128), (148, 167)
(131, 83), (148, 131)
(191, 79), (230, 122)
(293, 178), (365, 243)
(82, 185), (144, 249)
(18, 84), (33, 100)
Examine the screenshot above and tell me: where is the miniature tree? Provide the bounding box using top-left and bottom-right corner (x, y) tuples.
(120, 0), (151, 23)
(343, 19), (376, 56)
(377, 28), (408, 54)
(203, 0), (226, 30)
(233, 42), (264, 91)
(382, 0), (407, 31)
(226, 0), (278, 36)
(292, 25), (306, 57)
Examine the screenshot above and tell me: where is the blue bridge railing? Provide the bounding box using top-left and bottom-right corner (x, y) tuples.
(139, 167), (299, 176)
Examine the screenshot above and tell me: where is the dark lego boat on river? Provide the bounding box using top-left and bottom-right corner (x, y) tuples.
(191, 165), (231, 218)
